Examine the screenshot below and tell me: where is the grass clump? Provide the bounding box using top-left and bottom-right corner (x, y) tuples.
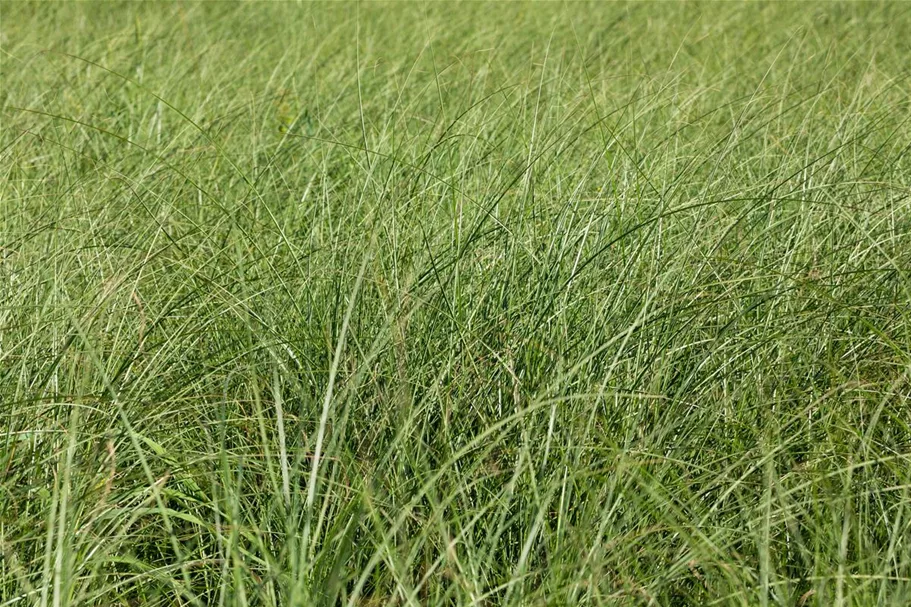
(2, 1), (911, 605)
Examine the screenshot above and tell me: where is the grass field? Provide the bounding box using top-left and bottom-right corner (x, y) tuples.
(3, 1), (911, 605)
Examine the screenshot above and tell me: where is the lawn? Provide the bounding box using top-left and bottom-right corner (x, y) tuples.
(2, 1), (911, 605)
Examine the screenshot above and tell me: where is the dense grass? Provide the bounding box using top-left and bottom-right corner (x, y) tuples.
(2, 1), (911, 605)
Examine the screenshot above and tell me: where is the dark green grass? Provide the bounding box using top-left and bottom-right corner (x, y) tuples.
(2, 1), (911, 605)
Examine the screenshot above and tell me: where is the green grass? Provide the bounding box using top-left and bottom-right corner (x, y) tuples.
(2, 1), (911, 605)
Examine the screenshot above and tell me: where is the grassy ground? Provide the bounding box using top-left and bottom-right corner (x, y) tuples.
(2, 1), (911, 605)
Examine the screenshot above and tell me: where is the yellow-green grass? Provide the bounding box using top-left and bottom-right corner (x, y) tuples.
(2, 2), (911, 605)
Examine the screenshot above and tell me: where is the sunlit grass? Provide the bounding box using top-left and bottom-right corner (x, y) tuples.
(2, 2), (911, 605)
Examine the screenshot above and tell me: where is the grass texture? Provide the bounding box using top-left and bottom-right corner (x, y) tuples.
(2, 2), (911, 605)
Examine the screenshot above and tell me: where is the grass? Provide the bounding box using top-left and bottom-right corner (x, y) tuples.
(2, 1), (911, 605)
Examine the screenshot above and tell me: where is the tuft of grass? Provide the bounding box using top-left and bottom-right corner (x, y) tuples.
(2, 1), (911, 605)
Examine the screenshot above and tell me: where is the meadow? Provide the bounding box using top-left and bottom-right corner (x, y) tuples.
(2, 2), (911, 605)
